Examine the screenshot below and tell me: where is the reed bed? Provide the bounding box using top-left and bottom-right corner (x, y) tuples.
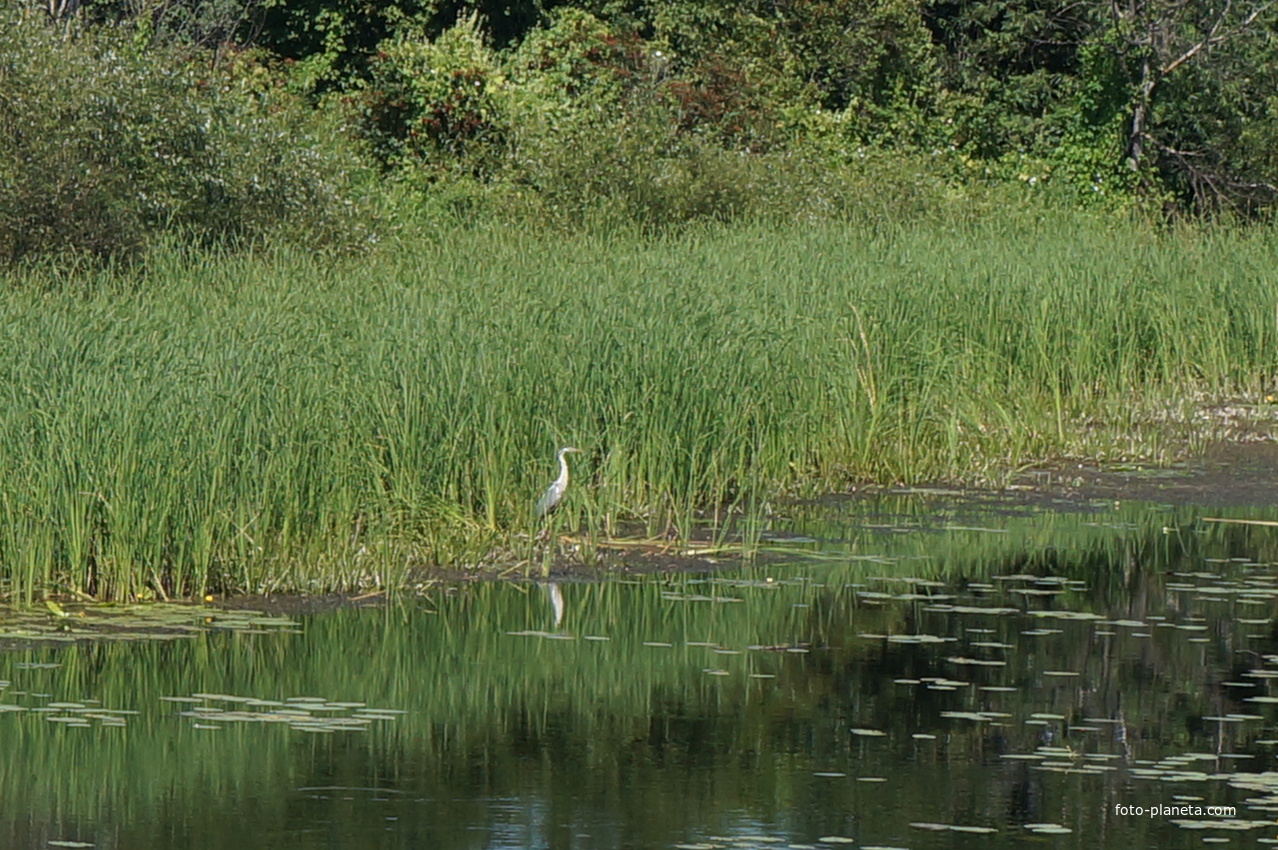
(0, 212), (1275, 599)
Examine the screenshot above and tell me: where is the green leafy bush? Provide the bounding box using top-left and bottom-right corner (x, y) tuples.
(508, 9), (653, 121)
(352, 12), (509, 179)
(0, 9), (371, 265)
(512, 102), (752, 229)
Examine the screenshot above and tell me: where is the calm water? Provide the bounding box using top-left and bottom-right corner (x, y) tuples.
(4, 495), (1278, 849)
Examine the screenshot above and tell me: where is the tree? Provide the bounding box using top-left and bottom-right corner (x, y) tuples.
(1108, 0), (1278, 211)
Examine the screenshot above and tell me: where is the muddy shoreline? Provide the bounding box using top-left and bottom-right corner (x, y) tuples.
(59, 431), (1269, 619)
(1013, 439), (1278, 508)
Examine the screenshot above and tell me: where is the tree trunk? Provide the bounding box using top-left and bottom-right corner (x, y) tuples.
(1126, 55), (1156, 172)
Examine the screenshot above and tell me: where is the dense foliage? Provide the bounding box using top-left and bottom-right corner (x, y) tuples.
(4, 0), (1278, 263)
(0, 5), (373, 263)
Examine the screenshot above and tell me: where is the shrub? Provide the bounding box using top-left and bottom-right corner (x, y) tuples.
(0, 9), (372, 265)
(507, 8), (653, 122)
(351, 11), (509, 180)
(660, 55), (782, 151)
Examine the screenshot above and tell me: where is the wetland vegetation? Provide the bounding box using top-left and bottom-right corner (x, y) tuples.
(3, 1), (1278, 599)
(8, 4), (1278, 847)
(1, 217), (1277, 599)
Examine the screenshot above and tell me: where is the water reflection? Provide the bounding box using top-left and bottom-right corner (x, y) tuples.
(546, 582), (565, 629)
(2, 499), (1278, 848)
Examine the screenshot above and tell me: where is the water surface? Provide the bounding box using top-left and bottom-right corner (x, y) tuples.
(4, 496), (1278, 849)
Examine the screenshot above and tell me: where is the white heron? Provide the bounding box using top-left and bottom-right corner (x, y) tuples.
(535, 446), (581, 518)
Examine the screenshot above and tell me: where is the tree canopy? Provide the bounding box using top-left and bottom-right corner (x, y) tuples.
(7, 0), (1278, 262)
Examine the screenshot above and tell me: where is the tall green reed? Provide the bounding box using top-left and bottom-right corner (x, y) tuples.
(0, 212), (1274, 598)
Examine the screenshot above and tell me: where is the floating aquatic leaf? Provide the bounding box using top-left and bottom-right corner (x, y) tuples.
(940, 711), (1008, 722)
(1172, 819), (1273, 831)
(885, 634), (954, 645)
(715, 836), (782, 844)
(945, 656), (1006, 667)
(1029, 610), (1102, 621)
(1025, 823), (1072, 834)
(924, 605), (1019, 615)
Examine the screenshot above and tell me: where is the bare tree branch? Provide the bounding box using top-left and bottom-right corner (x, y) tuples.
(1162, 0), (1274, 74)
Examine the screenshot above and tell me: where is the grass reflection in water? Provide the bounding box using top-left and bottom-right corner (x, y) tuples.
(2, 499), (1278, 847)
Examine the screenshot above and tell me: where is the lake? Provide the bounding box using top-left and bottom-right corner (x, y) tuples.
(3, 490), (1278, 848)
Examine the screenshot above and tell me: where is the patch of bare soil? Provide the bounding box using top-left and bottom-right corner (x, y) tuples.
(1015, 441), (1278, 508)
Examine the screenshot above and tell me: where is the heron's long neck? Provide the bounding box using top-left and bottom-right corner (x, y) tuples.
(557, 452), (571, 486)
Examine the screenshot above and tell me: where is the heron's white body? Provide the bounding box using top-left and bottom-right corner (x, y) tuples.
(535, 447), (580, 517)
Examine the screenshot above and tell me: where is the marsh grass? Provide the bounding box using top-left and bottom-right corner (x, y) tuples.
(0, 212), (1276, 599)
